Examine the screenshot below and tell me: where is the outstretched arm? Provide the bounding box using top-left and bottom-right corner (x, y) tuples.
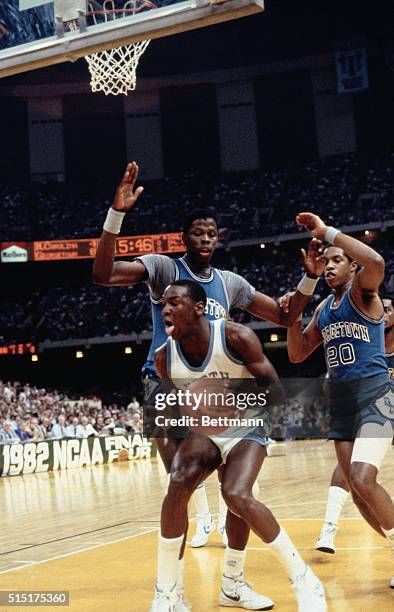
(246, 239), (325, 327)
(93, 162), (147, 286)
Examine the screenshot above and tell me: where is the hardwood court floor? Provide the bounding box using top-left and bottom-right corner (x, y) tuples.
(0, 440), (393, 611)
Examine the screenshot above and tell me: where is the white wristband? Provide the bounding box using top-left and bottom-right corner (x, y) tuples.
(297, 274), (318, 296)
(325, 226), (340, 244)
(103, 207), (125, 235)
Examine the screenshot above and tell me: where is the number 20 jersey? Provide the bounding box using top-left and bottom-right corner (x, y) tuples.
(317, 288), (388, 380)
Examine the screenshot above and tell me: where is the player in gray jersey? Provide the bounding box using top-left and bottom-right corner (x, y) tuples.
(93, 163), (323, 609)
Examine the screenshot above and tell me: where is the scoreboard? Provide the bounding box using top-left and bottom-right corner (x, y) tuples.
(1, 233), (185, 262)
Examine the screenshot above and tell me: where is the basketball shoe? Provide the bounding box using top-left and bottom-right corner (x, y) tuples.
(150, 584), (177, 612)
(219, 574), (274, 610)
(291, 565), (327, 611)
(315, 522), (338, 554)
(175, 587), (192, 611)
(190, 513), (215, 548)
(390, 576), (394, 589)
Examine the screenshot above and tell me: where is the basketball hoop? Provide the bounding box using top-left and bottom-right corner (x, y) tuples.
(68, 1), (157, 95)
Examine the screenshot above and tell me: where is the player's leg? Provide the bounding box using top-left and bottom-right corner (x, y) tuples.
(349, 421), (394, 586)
(151, 435), (221, 611)
(221, 440), (326, 612)
(316, 463), (350, 553)
(190, 482), (215, 548)
(335, 439), (385, 536)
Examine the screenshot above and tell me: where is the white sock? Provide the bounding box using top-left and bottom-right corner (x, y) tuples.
(382, 527), (394, 548)
(192, 483), (210, 518)
(157, 534), (184, 592)
(223, 547), (246, 579)
(218, 482), (227, 525)
(323, 486), (349, 526)
(268, 527), (306, 581)
(177, 557), (185, 592)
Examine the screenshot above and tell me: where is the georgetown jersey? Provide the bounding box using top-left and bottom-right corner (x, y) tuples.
(317, 288), (388, 380)
(146, 257), (230, 367)
(386, 352), (394, 379)
(166, 319), (252, 384)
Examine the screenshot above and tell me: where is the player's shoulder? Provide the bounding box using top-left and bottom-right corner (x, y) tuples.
(218, 268), (244, 282)
(314, 296), (330, 316)
(224, 320), (258, 344)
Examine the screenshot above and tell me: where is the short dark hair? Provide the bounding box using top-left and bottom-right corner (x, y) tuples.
(381, 292), (394, 306)
(323, 245), (353, 264)
(183, 209), (218, 234)
(169, 280), (207, 306)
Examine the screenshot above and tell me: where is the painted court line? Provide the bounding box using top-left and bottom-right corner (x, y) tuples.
(0, 527), (159, 576)
(0, 516), (384, 576)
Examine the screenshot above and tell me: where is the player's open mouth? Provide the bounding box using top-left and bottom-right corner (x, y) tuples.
(198, 248), (211, 255)
(164, 319), (175, 336)
(325, 273), (335, 279)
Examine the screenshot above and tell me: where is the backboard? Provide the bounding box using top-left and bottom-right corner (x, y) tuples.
(0, 0), (264, 79)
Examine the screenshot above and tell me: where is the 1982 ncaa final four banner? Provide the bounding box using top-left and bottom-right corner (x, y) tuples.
(0, 434), (156, 477)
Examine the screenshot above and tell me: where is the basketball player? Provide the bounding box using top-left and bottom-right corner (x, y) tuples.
(93, 162), (322, 560)
(315, 292), (394, 556)
(149, 279), (326, 612)
(286, 212), (394, 587)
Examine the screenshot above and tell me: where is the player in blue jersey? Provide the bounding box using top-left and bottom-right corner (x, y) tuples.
(93, 163), (322, 609)
(315, 291), (394, 557)
(150, 280), (326, 612)
(286, 212), (394, 587)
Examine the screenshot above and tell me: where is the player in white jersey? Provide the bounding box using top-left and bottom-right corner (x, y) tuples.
(149, 280), (327, 612)
(315, 292), (394, 558)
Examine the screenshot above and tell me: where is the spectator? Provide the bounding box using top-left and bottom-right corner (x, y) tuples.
(51, 414), (68, 439)
(0, 420), (19, 444)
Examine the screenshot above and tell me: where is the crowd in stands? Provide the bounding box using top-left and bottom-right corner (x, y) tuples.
(0, 380), (143, 444)
(1, 152), (393, 242)
(1, 234), (394, 346)
(0, 379), (329, 444)
(1, 151), (393, 346)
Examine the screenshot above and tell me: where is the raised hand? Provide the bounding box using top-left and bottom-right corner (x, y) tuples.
(112, 162), (144, 212)
(301, 238), (325, 278)
(296, 212), (327, 241)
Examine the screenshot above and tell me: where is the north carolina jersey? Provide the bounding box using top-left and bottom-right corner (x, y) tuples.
(166, 319), (252, 384)
(386, 352), (394, 379)
(317, 288), (388, 381)
(146, 257), (230, 367)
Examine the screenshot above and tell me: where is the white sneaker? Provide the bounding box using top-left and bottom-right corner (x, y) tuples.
(390, 576), (394, 589)
(315, 522), (338, 554)
(150, 584), (177, 612)
(218, 513), (228, 546)
(176, 586), (192, 611)
(219, 574), (274, 610)
(190, 513), (215, 548)
(291, 565), (327, 612)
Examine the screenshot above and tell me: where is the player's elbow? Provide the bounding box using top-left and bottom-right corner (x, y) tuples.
(92, 269), (111, 285)
(287, 346), (304, 363)
(373, 254), (385, 275)
(288, 352), (303, 363)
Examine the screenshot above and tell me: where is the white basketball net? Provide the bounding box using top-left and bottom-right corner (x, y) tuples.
(84, 39), (150, 96)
